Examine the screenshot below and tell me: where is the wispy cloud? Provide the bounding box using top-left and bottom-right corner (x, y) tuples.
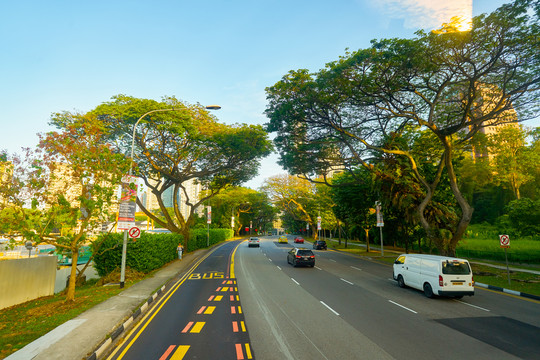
(371, 0), (472, 30)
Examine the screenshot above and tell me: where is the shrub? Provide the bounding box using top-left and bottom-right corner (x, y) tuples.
(92, 232), (182, 277)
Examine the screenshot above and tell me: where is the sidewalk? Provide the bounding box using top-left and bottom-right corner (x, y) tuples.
(6, 249), (208, 360)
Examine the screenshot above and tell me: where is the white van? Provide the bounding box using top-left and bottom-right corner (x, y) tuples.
(393, 254), (474, 298)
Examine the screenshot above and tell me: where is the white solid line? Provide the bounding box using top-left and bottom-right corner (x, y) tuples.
(291, 278), (300, 285)
(351, 266), (362, 271)
(388, 300), (418, 314)
(454, 300), (490, 312)
(276, 266), (282, 270)
(314, 266), (322, 270)
(340, 278), (354, 285)
(320, 301), (340, 316)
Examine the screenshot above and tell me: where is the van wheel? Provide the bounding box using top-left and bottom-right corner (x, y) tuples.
(397, 275), (405, 288)
(423, 283), (434, 298)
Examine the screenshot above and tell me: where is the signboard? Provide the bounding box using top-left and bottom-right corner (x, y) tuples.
(376, 204), (384, 227)
(231, 216), (235, 228)
(306, 222), (309, 230)
(317, 216), (322, 231)
(118, 175), (138, 230)
(129, 227), (141, 239)
(499, 234), (510, 248)
(207, 206), (212, 224)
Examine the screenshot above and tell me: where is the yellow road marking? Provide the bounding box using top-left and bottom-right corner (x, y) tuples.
(191, 322), (205, 333)
(214, 295), (223, 301)
(245, 343), (253, 359)
(204, 306), (216, 314)
(170, 345), (190, 360)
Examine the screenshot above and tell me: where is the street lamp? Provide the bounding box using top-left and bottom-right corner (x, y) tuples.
(119, 104), (220, 288)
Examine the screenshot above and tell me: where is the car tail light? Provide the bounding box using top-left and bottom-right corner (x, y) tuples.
(296, 255), (301, 258)
(439, 275), (444, 286)
(471, 275), (474, 286)
(310, 256), (315, 258)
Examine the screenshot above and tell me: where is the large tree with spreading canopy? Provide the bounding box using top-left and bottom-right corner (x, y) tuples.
(265, 0), (540, 255)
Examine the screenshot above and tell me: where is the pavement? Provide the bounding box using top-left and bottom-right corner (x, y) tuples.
(6, 249), (209, 360)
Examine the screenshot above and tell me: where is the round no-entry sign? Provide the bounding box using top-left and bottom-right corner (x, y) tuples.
(129, 227), (141, 239)
(499, 234), (510, 248)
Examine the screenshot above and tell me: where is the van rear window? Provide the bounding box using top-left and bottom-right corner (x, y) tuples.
(442, 261), (471, 275)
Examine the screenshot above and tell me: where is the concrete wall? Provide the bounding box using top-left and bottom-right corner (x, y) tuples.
(54, 264), (100, 294)
(0, 256), (57, 310)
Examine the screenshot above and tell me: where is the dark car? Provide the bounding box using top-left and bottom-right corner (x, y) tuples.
(287, 248), (315, 267)
(313, 240), (327, 250)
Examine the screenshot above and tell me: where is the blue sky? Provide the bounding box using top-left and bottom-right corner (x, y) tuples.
(0, 0), (519, 188)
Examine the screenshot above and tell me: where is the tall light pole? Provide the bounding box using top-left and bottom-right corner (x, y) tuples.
(119, 105), (220, 288)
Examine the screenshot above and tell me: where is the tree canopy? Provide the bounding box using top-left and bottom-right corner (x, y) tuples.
(265, 0), (540, 255)
(74, 95), (274, 246)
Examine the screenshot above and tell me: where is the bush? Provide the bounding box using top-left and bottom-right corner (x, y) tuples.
(92, 232), (182, 277)
(92, 228), (234, 276)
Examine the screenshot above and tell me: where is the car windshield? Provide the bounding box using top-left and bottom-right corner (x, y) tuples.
(442, 260), (471, 275)
(297, 250), (314, 256)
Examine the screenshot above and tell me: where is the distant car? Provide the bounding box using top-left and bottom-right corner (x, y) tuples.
(313, 240), (327, 250)
(287, 248), (315, 267)
(248, 237), (260, 247)
(294, 236), (304, 243)
(278, 235), (288, 243)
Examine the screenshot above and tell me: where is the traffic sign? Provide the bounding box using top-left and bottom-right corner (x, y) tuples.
(499, 234), (510, 248)
(129, 227), (141, 239)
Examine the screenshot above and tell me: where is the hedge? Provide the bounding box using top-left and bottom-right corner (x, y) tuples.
(92, 228), (234, 276)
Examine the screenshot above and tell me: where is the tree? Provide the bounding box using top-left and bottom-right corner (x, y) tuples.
(72, 95), (273, 248)
(262, 174), (319, 238)
(488, 125), (539, 199)
(265, 0), (540, 256)
(0, 114), (131, 301)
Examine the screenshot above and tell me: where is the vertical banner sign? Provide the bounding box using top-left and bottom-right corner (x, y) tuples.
(317, 216), (322, 231)
(231, 216), (235, 229)
(306, 222), (309, 230)
(207, 206), (212, 224)
(376, 204), (384, 227)
(118, 175), (138, 230)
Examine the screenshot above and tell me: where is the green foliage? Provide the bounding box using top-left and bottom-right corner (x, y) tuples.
(186, 228), (233, 252)
(92, 232), (182, 276)
(499, 198), (540, 236)
(92, 228), (234, 276)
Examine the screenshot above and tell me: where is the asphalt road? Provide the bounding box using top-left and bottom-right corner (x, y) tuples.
(106, 240), (253, 360)
(236, 235), (540, 360)
(104, 235), (540, 360)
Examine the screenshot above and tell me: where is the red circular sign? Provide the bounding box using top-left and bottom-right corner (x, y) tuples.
(129, 227), (141, 238)
(499, 234), (510, 247)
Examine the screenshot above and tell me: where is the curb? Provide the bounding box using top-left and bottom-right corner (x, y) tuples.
(475, 282), (540, 301)
(85, 284), (167, 360)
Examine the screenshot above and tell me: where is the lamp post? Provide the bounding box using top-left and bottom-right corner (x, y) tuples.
(119, 105), (220, 288)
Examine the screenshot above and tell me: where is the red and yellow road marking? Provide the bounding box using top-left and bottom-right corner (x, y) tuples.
(181, 321), (205, 333)
(159, 345), (190, 360)
(235, 343), (252, 360)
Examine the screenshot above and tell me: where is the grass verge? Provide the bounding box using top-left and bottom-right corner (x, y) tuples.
(0, 269), (146, 359)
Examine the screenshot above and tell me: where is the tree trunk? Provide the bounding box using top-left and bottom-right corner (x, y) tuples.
(65, 249), (78, 301)
(443, 136), (474, 257)
(364, 228), (370, 252)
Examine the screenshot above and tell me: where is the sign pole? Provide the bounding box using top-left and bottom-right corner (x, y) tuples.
(120, 230), (128, 288)
(505, 248), (511, 285)
(499, 234), (511, 286)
